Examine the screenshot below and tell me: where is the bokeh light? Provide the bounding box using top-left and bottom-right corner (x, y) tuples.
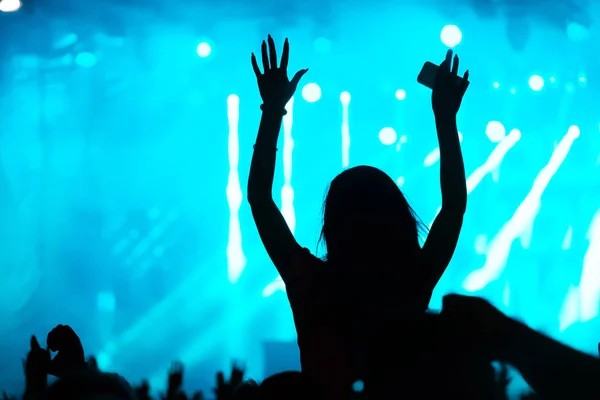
(528, 75), (544, 91)
(301, 83), (321, 102)
(196, 42), (212, 57)
(379, 127), (397, 145)
(340, 91), (351, 104)
(0, 0), (21, 12)
(395, 89), (406, 100)
(486, 121), (506, 143)
(440, 25), (462, 48)
(75, 52), (97, 68)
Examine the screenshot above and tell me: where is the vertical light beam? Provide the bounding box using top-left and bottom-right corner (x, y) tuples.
(226, 94), (246, 283)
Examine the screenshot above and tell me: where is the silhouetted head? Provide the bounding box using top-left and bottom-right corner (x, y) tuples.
(321, 166), (426, 276)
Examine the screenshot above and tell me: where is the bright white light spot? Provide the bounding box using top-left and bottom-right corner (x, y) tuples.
(493, 82), (500, 89)
(579, 76), (586, 83)
(510, 88), (516, 94)
(396, 177), (405, 186)
(550, 77), (556, 83)
(340, 91), (351, 105)
(440, 25), (462, 48)
(458, 132), (463, 142)
(379, 127), (397, 145)
(0, 0), (21, 12)
(395, 89), (406, 100)
(196, 42), (212, 57)
(485, 121), (506, 143)
(400, 135), (407, 143)
(302, 83), (321, 102)
(352, 380), (365, 392)
(75, 52), (97, 68)
(528, 75), (544, 91)
(510, 129), (521, 140)
(568, 125), (580, 138)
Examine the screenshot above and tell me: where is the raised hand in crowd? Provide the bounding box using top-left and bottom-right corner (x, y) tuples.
(432, 49), (469, 118)
(251, 35), (308, 113)
(86, 355), (100, 372)
(134, 379), (152, 400)
(163, 361), (187, 400)
(418, 49), (470, 297)
(23, 335), (50, 400)
(214, 363), (245, 400)
(442, 294), (600, 399)
(46, 324), (86, 377)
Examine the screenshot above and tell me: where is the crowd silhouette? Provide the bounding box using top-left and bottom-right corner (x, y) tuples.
(3, 35), (600, 399)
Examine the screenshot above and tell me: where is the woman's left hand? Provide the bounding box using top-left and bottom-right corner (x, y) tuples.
(432, 49), (469, 118)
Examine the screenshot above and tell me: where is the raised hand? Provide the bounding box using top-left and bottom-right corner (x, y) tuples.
(251, 35), (308, 110)
(167, 361), (184, 394)
(432, 49), (469, 117)
(46, 324), (85, 377)
(441, 294), (511, 359)
(24, 336), (50, 393)
(214, 362), (245, 400)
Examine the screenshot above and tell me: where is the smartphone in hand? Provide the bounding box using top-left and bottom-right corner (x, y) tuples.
(418, 61), (467, 89)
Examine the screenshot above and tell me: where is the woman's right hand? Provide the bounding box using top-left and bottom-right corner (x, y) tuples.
(251, 35), (308, 109)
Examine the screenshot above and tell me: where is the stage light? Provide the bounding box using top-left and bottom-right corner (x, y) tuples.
(196, 42), (211, 57)
(379, 127), (397, 145)
(486, 121), (506, 143)
(395, 89), (406, 100)
(301, 83), (321, 102)
(440, 25), (462, 48)
(75, 52), (97, 68)
(0, 0), (21, 12)
(340, 91), (351, 105)
(493, 82), (500, 89)
(352, 380), (364, 392)
(528, 75), (544, 91)
(568, 125), (580, 138)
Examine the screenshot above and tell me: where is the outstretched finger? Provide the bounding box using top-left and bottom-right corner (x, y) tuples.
(438, 58), (450, 75)
(461, 70), (470, 94)
(452, 54), (459, 76)
(251, 53), (261, 78)
(290, 68), (309, 91)
(31, 335), (40, 349)
(261, 41), (269, 72)
(268, 35), (277, 70)
(280, 38), (290, 70)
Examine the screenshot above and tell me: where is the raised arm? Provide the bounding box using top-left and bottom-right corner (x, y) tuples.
(421, 50), (469, 292)
(443, 294), (600, 399)
(248, 36), (308, 282)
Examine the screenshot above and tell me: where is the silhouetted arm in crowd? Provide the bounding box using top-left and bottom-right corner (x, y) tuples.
(421, 50), (469, 293)
(23, 336), (49, 400)
(247, 36), (308, 280)
(443, 295), (600, 399)
(503, 318), (600, 399)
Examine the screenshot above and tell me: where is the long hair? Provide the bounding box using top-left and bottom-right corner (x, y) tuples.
(319, 166), (428, 263)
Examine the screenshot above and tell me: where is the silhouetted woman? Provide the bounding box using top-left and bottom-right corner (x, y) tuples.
(248, 36), (469, 397)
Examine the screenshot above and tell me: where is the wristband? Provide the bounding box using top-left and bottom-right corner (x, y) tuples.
(260, 104), (288, 115)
